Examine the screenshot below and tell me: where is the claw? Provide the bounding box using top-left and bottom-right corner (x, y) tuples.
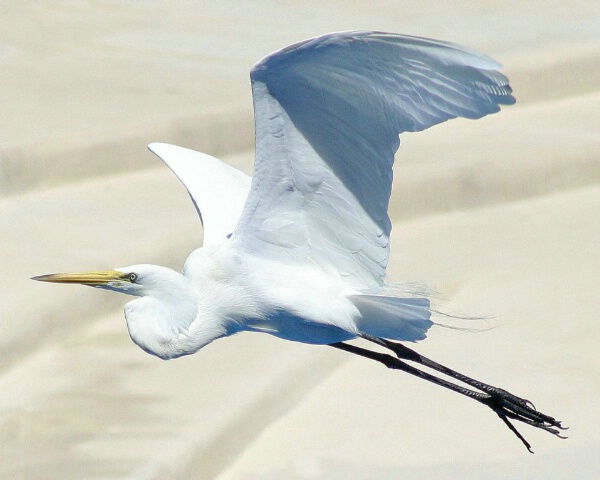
(498, 414), (534, 453)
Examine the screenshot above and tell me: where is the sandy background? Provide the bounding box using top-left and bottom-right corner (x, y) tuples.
(1, 1), (599, 478)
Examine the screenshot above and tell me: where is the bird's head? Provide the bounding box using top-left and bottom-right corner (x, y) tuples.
(32, 265), (205, 360)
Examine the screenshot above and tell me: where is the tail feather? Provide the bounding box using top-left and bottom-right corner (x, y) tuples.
(350, 294), (433, 342)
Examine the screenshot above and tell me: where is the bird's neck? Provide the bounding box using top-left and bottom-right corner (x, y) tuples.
(124, 280), (193, 359)
(123, 255), (254, 360)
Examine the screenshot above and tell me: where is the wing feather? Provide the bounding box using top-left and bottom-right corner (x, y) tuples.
(232, 31), (515, 287)
(148, 143), (251, 246)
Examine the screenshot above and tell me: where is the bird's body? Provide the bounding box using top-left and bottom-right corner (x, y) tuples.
(34, 31), (565, 450)
(119, 240), (431, 359)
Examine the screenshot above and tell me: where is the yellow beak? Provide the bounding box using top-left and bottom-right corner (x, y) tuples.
(32, 270), (126, 286)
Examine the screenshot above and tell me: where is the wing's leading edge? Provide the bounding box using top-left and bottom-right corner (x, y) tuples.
(148, 143), (251, 246)
(232, 31), (515, 288)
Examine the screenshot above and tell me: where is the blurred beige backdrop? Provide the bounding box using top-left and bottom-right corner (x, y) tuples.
(1, 1), (599, 479)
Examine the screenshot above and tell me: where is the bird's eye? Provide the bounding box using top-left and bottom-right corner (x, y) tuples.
(128, 273), (138, 283)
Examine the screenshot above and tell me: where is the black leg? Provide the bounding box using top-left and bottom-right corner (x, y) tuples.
(362, 333), (534, 405)
(329, 340), (566, 453)
(330, 341), (490, 401)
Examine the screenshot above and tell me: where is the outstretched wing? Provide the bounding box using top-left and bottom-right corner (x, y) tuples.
(232, 31), (515, 288)
(148, 143), (251, 246)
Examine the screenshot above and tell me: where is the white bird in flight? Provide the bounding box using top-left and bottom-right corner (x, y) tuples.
(34, 31), (564, 451)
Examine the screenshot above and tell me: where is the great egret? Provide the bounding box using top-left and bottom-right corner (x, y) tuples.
(34, 31), (564, 451)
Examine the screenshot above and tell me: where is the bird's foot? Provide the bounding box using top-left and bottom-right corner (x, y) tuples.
(479, 388), (567, 453)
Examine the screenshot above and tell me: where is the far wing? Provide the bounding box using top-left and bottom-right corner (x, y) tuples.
(148, 143), (251, 246)
(232, 31), (515, 288)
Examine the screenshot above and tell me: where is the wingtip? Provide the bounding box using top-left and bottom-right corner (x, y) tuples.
(147, 142), (164, 154)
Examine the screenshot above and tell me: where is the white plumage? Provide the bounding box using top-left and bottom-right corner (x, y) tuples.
(35, 32), (567, 452)
(36, 31), (515, 358)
